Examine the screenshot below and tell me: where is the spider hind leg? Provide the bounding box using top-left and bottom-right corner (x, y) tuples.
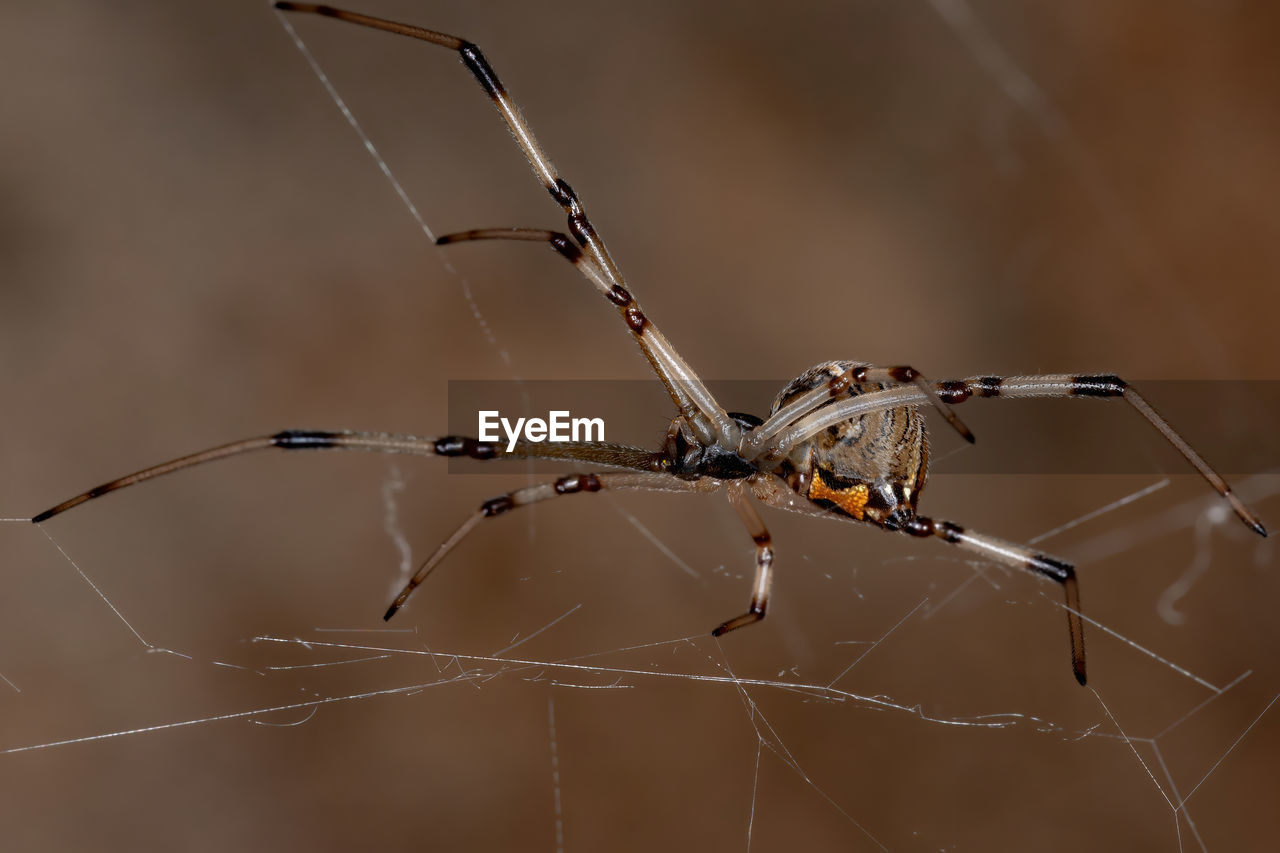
(903, 515), (1087, 686)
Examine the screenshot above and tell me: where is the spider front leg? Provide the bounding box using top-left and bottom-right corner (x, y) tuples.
(385, 472), (724, 620)
(746, 362), (974, 457)
(434, 227), (738, 449)
(276, 3), (742, 450)
(32, 429), (663, 522)
(902, 515), (1088, 685)
(711, 482), (775, 636)
(764, 374), (1266, 537)
(32, 423), (730, 625)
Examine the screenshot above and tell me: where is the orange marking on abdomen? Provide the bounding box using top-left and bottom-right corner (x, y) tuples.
(808, 477), (869, 519)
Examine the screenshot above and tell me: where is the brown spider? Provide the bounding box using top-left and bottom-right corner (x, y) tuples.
(33, 3), (1266, 686)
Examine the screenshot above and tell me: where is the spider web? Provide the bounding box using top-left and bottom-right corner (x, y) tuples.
(3, 2), (1278, 850)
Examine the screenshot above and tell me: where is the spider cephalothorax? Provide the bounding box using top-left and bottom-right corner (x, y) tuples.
(34, 4), (1266, 687)
(659, 415), (759, 482)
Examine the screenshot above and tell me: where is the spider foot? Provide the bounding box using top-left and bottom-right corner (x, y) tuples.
(711, 606), (764, 636)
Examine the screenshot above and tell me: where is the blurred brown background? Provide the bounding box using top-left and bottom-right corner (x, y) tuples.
(1, 1), (1277, 850)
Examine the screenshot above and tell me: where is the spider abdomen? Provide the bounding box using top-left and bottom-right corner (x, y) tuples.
(771, 361), (928, 529)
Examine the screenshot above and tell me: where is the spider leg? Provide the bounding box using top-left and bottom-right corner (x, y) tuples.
(384, 472), (724, 620)
(747, 473), (1089, 684)
(711, 482), (775, 635)
(31, 430), (662, 522)
(902, 515), (1088, 686)
(434, 229), (732, 447)
(761, 374), (1265, 536)
(761, 385), (929, 464)
(933, 374), (1266, 536)
(275, 4), (741, 450)
(857, 366), (974, 443)
(745, 363), (974, 458)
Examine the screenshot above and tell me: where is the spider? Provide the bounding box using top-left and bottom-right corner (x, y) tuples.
(33, 3), (1266, 686)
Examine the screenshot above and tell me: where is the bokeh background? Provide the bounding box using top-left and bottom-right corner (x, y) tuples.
(1, 1), (1277, 850)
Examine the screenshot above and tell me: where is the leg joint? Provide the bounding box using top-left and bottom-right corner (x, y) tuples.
(272, 429), (339, 448)
(553, 474), (602, 495)
(481, 495), (516, 517)
(936, 380), (971, 403)
(1071, 374), (1127, 397)
(1030, 553), (1075, 584)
